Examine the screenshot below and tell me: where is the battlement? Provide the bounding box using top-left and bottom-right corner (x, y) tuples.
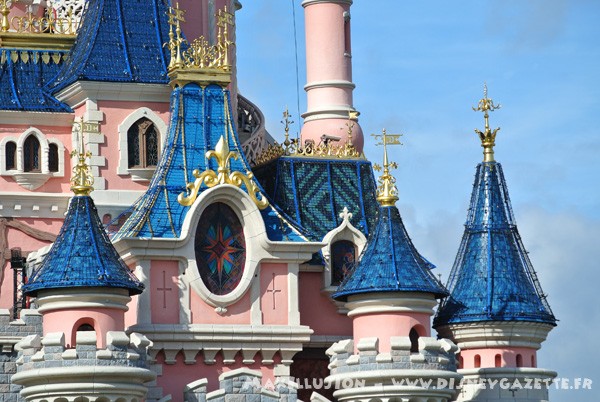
(184, 368), (297, 402)
(0, 309), (43, 350)
(12, 331), (156, 402)
(327, 336), (460, 375)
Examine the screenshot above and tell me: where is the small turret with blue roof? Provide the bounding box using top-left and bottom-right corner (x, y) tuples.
(331, 130), (448, 352)
(24, 125), (143, 297)
(434, 87), (556, 379)
(24, 126), (143, 345)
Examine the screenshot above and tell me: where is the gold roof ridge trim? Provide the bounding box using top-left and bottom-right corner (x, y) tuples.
(70, 121), (94, 196)
(372, 129), (402, 207)
(473, 83), (501, 163)
(177, 135), (269, 210)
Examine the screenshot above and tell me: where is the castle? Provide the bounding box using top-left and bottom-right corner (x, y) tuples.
(0, 1), (557, 401)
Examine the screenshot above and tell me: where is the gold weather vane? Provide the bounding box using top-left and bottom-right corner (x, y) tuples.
(473, 83), (501, 163)
(70, 122), (94, 196)
(177, 135), (268, 209)
(167, 2), (186, 70)
(372, 129), (402, 207)
(282, 107), (293, 153)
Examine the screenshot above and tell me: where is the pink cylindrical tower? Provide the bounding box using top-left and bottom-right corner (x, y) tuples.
(300, 0), (364, 153)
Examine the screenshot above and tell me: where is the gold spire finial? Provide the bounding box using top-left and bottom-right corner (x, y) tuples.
(281, 107), (294, 153)
(473, 83), (501, 162)
(0, 0), (10, 33)
(371, 129), (402, 207)
(70, 122), (94, 196)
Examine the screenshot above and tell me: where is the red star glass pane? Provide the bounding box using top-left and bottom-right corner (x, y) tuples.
(195, 202), (246, 295)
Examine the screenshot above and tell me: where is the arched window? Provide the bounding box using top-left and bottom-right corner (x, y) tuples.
(77, 323), (95, 332)
(516, 354), (523, 368)
(48, 143), (59, 172)
(495, 354), (502, 367)
(458, 355), (464, 369)
(5, 141), (16, 170)
(127, 118), (159, 168)
(474, 354), (481, 368)
(23, 135), (41, 172)
(331, 240), (356, 285)
(531, 355), (536, 367)
(409, 328), (420, 354)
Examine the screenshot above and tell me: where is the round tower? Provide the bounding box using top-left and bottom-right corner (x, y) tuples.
(22, 129), (144, 348)
(300, 0), (364, 153)
(323, 132), (460, 402)
(433, 88), (557, 402)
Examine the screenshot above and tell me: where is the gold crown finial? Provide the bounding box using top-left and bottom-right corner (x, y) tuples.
(371, 129), (402, 207)
(473, 83), (501, 162)
(70, 122), (94, 196)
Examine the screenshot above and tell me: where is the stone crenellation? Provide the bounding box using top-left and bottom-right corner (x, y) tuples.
(184, 369), (298, 402)
(327, 336), (460, 375)
(0, 309), (43, 402)
(15, 330), (152, 372)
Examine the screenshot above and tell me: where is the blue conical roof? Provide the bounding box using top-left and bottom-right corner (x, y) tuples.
(47, 0), (171, 92)
(434, 162), (556, 327)
(111, 83), (308, 242)
(24, 195), (144, 296)
(333, 205), (448, 301)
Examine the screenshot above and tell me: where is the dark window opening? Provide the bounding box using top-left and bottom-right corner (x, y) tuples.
(495, 354), (502, 368)
(128, 118), (159, 168)
(5, 141), (16, 170)
(409, 328), (420, 353)
(474, 354), (481, 368)
(516, 354), (523, 367)
(343, 11), (351, 56)
(48, 143), (59, 172)
(23, 135), (41, 172)
(331, 240), (356, 286)
(77, 323), (94, 332)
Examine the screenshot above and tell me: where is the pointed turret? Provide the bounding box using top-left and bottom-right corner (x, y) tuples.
(433, 87), (556, 402)
(23, 124), (143, 346)
(321, 131), (459, 402)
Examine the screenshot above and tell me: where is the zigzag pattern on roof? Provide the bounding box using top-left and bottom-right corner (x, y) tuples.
(434, 162), (556, 326)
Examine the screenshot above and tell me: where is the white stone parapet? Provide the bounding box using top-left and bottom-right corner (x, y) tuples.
(12, 331), (156, 402)
(323, 336), (462, 402)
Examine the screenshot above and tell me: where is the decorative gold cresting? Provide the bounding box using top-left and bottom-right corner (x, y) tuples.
(253, 109), (363, 166)
(177, 135), (268, 209)
(166, 3), (234, 86)
(473, 83), (501, 163)
(372, 129), (403, 207)
(70, 122), (94, 196)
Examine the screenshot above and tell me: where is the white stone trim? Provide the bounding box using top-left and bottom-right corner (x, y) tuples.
(304, 79), (356, 92)
(345, 292), (438, 317)
(301, 0), (352, 7)
(288, 263), (301, 326)
(321, 206), (367, 290)
(55, 81), (171, 109)
(35, 288), (132, 313)
(117, 107), (168, 180)
(436, 321), (555, 350)
(0, 127), (66, 190)
(134, 260), (152, 325)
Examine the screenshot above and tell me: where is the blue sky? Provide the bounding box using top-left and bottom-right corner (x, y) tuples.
(236, 1), (599, 401)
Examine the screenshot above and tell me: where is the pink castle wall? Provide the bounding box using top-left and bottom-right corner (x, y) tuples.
(352, 312), (431, 353)
(260, 263), (288, 325)
(43, 307), (125, 348)
(460, 347), (538, 369)
(150, 260), (180, 324)
(190, 285), (252, 325)
(298, 272), (351, 336)
(157, 350), (280, 401)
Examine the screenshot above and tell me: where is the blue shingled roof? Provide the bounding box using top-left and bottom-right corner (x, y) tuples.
(254, 157), (380, 241)
(111, 83), (307, 242)
(47, 0), (171, 92)
(0, 49), (71, 112)
(433, 162), (556, 327)
(333, 205), (448, 301)
(24, 195), (144, 296)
